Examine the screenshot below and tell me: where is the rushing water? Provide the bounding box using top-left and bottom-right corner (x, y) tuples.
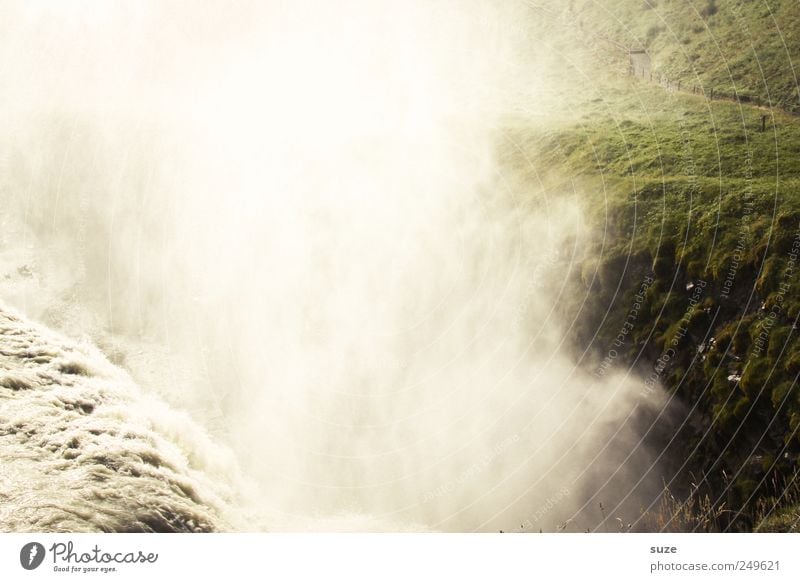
(0, 301), (237, 532)
(0, 1), (666, 532)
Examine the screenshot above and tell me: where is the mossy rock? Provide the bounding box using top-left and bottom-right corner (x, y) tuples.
(767, 325), (791, 360)
(773, 213), (800, 254)
(732, 325), (751, 356)
(756, 256), (784, 297)
(685, 260), (706, 280)
(784, 350), (800, 376)
(732, 395), (753, 419)
(740, 359), (772, 396)
(771, 381), (796, 410)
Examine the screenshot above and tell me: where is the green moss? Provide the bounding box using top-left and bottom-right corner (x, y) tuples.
(741, 359), (772, 396)
(771, 381), (796, 409)
(569, 0), (800, 111)
(767, 326), (792, 360)
(784, 351), (800, 376)
(500, 0), (800, 531)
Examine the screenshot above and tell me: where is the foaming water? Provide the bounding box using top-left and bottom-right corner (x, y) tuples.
(0, 302), (238, 532)
(0, 1), (666, 531)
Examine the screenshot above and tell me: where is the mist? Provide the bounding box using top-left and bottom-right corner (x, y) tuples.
(0, 1), (666, 531)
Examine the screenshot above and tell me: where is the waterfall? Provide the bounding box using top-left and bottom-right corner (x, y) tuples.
(0, 0), (665, 532)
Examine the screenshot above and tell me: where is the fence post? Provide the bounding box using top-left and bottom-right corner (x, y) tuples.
(761, 115), (767, 132)
(710, 88), (714, 100)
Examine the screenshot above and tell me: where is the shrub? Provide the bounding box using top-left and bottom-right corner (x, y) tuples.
(700, 0), (718, 19)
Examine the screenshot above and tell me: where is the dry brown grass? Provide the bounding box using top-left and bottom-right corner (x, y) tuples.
(638, 485), (729, 532)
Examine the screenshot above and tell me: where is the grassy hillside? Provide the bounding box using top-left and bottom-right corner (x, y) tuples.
(503, 1), (800, 530)
(568, 0), (800, 111)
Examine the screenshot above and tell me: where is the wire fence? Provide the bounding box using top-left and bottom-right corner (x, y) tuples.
(530, 3), (800, 117)
(630, 54), (800, 117)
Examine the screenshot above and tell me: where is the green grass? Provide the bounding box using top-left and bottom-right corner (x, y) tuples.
(501, 3), (800, 529)
(567, 0), (800, 111)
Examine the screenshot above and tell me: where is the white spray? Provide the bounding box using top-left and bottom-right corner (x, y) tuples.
(0, 1), (664, 531)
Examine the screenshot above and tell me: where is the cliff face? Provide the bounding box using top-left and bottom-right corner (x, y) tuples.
(499, 0), (800, 530)
(0, 302), (235, 532)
